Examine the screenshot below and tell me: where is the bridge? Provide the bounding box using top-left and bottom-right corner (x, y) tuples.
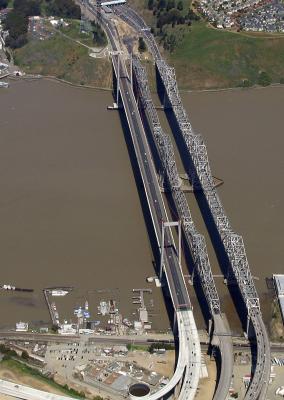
(90, 6), (203, 400)
(111, 4), (271, 400)
(131, 56), (233, 400)
(86, 3), (235, 398)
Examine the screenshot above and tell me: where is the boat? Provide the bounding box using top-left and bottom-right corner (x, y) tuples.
(85, 300), (89, 310)
(74, 306), (82, 316)
(2, 284), (16, 290)
(122, 318), (133, 327)
(109, 299), (118, 314)
(132, 300), (141, 304)
(99, 301), (109, 316)
(0, 82), (9, 88)
(51, 290), (69, 296)
(154, 278), (161, 287)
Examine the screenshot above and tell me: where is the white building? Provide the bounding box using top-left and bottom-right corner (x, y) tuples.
(16, 322), (28, 332)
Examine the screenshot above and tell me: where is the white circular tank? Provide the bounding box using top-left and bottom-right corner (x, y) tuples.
(129, 383), (151, 400)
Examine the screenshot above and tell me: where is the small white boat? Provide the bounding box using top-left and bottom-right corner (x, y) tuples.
(0, 82), (9, 88)
(51, 290), (68, 296)
(99, 301), (109, 316)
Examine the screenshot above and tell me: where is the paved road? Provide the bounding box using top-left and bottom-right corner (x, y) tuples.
(0, 380), (73, 400)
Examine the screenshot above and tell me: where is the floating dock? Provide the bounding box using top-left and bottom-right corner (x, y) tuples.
(43, 289), (60, 326)
(0, 284), (33, 292)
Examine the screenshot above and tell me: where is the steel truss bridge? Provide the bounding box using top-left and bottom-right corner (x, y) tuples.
(112, 5), (270, 400)
(132, 56), (233, 400)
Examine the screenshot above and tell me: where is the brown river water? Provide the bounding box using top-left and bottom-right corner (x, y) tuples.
(0, 79), (283, 334)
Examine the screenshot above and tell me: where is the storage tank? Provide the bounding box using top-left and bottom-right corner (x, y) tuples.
(129, 383), (150, 400)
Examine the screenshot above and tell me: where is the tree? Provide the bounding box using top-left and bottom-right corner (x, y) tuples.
(138, 36), (146, 52)
(158, 0), (166, 9)
(4, 10), (28, 48)
(21, 350), (29, 360)
(51, 324), (59, 333)
(242, 79), (252, 88)
(166, 0), (175, 11)
(47, 0), (81, 19)
(14, 0), (41, 16)
(257, 71), (271, 87)
(177, 0), (183, 10)
(148, 0), (154, 10)
(0, 0), (8, 9)
(91, 21), (107, 46)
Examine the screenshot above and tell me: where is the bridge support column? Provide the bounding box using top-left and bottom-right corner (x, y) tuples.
(116, 55), (120, 107)
(173, 311), (177, 335)
(246, 312), (253, 340)
(160, 223), (165, 280)
(130, 52), (133, 89)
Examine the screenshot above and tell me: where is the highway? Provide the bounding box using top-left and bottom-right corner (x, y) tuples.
(111, 4), (270, 400)
(85, 5), (202, 399)
(0, 379), (74, 400)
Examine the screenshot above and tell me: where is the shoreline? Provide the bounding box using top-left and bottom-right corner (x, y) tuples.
(8, 74), (113, 92)
(179, 82), (284, 94)
(8, 72), (284, 94)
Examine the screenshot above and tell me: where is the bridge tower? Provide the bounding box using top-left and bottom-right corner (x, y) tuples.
(160, 220), (182, 279)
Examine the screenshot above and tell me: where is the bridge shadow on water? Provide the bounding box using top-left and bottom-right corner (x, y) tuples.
(155, 69), (258, 374)
(132, 78), (213, 333)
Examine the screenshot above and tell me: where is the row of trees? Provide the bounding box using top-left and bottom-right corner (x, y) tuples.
(148, 0), (184, 12)
(91, 21), (107, 46)
(4, 0), (81, 49)
(4, 0), (43, 48)
(147, 0), (200, 51)
(46, 0), (81, 19)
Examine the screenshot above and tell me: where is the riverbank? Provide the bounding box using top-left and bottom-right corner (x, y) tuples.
(8, 11), (284, 91)
(11, 19), (112, 88)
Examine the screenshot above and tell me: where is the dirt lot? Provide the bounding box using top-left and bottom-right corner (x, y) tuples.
(195, 356), (217, 400)
(125, 350), (176, 377)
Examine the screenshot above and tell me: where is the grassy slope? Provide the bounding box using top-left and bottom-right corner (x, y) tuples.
(127, 0), (284, 90)
(0, 359), (82, 398)
(14, 23), (112, 87)
(169, 22), (284, 89)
